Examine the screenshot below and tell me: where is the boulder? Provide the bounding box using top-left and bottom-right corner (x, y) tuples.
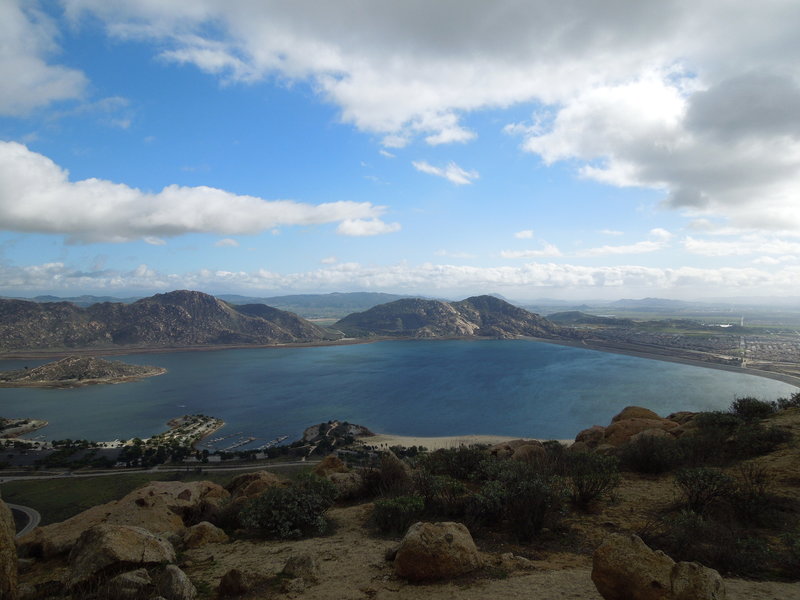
(107, 568), (152, 599)
(612, 406), (662, 422)
(18, 481), (228, 559)
(670, 561), (726, 600)
(629, 428), (674, 444)
(592, 534), (727, 600)
(592, 534), (674, 600)
(67, 524), (176, 588)
(282, 553), (320, 584)
(312, 455), (348, 477)
(394, 522), (482, 581)
(158, 564), (197, 600)
(181, 521), (228, 549)
(603, 419), (679, 447)
(488, 439), (538, 458)
(0, 497), (19, 600)
(510, 441), (546, 463)
(575, 425), (606, 448)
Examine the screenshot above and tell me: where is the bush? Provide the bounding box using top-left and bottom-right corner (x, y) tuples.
(731, 424), (792, 459)
(621, 435), (682, 474)
(730, 397), (777, 422)
(466, 480), (508, 526)
(412, 471), (468, 517)
(728, 463), (772, 524)
(777, 391), (800, 410)
(239, 473), (337, 539)
(565, 452), (620, 509)
(371, 495), (424, 535)
(416, 446), (487, 480)
(674, 467), (733, 514)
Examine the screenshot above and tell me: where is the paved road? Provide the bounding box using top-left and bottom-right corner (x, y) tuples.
(7, 503), (40, 538)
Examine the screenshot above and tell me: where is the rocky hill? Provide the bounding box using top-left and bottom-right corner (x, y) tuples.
(334, 295), (576, 339)
(0, 290), (335, 352)
(0, 356), (165, 387)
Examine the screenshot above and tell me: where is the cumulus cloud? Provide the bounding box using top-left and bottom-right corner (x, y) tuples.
(320, 256), (338, 264)
(34, 2), (800, 231)
(599, 229), (624, 236)
(0, 142), (396, 242)
(335, 218), (401, 236)
(684, 236), (800, 257)
(514, 230), (534, 239)
(4, 259), (797, 298)
(412, 160), (478, 185)
(214, 238), (239, 247)
(577, 229), (672, 257)
(501, 243), (562, 259)
(0, 1), (87, 115)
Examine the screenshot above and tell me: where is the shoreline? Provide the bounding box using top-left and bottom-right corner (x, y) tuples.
(0, 367), (167, 389)
(359, 433), (573, 450)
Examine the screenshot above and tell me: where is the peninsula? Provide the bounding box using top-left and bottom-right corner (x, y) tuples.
(0, 356), (166, 388)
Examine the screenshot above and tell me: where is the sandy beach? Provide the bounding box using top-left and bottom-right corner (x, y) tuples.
(360, 433), (573, 450)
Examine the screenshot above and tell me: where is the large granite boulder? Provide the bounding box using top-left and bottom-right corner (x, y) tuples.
(510, 440), (546, 463)
(602, 418), (679, 447)
(225, 471), (284, 505)
(181, 521), (228, 549)
(0, 497), (19, 600)
(394, 522), (482, 581)
(488, 438), (537, 458)
(592, 534), (726, 600)
(328, 471), (364, 500)
(282, 553), (321, 584)
(158, 564), (197, 600)
(18, 481), (228, 559)
(575, 425), (607, 448)
(612, 406), (662, 422)
(68, 524), (176, 588)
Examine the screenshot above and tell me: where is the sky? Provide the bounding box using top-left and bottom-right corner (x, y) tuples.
(1, 1), (800, 301)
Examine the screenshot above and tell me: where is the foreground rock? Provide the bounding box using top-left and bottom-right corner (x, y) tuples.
(394, 522), (482, 581)
(592, 533), (725, 600)
(575, 406), (682, 449)
(1, 496), (19, 599)
(158, 564), (197, 600)
(68, 524), (176, 588)
(19, 481), (228, 558)
(181, 521), (228, 549)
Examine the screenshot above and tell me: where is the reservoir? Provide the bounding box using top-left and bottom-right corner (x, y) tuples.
(0, 339), (796, 446)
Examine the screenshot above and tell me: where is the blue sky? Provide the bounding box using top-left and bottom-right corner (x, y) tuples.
(1, 1), (799, 300)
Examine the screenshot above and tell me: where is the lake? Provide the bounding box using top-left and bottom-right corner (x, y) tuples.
(0, 339), (796, 447)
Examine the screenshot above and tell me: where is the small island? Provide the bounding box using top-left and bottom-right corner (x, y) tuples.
(0, 355), (166, 388)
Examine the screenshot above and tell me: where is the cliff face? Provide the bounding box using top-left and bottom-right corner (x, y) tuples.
(334, 295), (574, 340)
(0, 290), (333, 352)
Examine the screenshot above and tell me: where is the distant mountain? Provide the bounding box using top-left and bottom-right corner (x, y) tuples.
(218, 292), (412, 318)
(334, 295), (574, 339)
(0, 294), (141, 307)
(0, 290), (335, 352)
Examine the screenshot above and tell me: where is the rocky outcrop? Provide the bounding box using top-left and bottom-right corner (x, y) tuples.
(592, 534), (725, 600)
(181, 521), (228, 549)
(511, 440), (546, 463)
(0, 497), (19, 600)
(217, 569), (251, 597)
(108, 569), (152, 599)
(394, 522), (482, 581)
(282, 553), (321, 584)
(334, 295), (575, 340)
(328, 472), (364, 500)
(158, 564), (197, 600)
(0, 290), (332, 352)
(18, 481), (229, 558)
(575, 406), (682, 449)
(312, 455), (349, 477)
(67, 524), (176, 588)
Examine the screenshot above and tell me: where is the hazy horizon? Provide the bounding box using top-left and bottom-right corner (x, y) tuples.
(2, 2), (799, 300)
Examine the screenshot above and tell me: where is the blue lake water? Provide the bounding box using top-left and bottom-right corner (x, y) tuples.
(0, 339), (796, 446)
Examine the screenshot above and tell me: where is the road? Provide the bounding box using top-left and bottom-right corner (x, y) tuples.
(7, 503), (41, 538)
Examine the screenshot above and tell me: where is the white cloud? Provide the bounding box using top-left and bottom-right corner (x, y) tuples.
(514, 230), (534, 239)
(501, 243), (562, 259)
(214, 238), (239, 247)
(684, 236), (800, 257)
(0, 142), (396, 242)
(321, 256), (338, 264)
(4, 259), (799, 298)
(336, 218), (401, 236)
(435, 249), (476, 259)
(599, 229), (624, 236)
(0, 1), (87, 115)
(379, 149), (395, 158)
(412, 160), (479, 185)
(143, 236), (166, 246)
(576, 229), (672, 257)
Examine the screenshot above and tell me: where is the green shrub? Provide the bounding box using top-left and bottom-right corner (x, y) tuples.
(466, 480), (508, 526)
(416, 446), (487, 480)
(621, 435), (682, 474)
(777, 392), (800, 410)
(728, 463), (772, 525)
(730, 397), (777, 421)
(371, 495), (424, 535)
(565, 452), (620, 510)
(239, 473), (337, 539)
(674, 467), (733, 514)
(731, 424), (792, 459)
(361, 452), (412, 498)
(412, 471), (468, 517)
